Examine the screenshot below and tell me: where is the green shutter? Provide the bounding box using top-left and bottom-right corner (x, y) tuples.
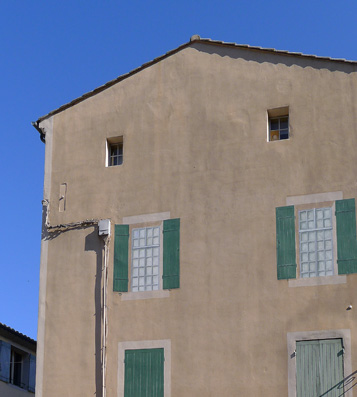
(336, 198), (357, 274)
(163, 218), (180, 289)
(296, 339), (344, 397)
(276, 206), (296, 279)
(124, 348), (164, 397)
(113, 224), (129, 292)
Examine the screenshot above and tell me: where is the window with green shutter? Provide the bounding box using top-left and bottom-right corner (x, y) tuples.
(124, 348), (164, 397)
(113, 218), (180, 293)
(276, 198), (357, 281)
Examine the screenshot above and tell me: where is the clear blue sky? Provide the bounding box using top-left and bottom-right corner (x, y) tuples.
(1, 1), (357, 340)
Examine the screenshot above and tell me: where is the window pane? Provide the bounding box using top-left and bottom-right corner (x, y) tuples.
(324, 218), (331, 227)
(309, 252), (315, 261)
(317, 241), (324, 250)
(280, 118), (288, 129)
(299, 206), (334, 279)
(270, 120), (279, 130)
(131, 226), (161, 291)
(280, 130), (289, 140)
(316, 219), (323, 228)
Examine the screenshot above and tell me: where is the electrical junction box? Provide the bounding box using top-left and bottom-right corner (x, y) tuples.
(98, 219), (111, 236)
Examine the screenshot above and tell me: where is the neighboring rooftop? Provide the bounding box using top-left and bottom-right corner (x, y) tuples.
(34, 35), (357, 129)
(0, 322), (36, 351)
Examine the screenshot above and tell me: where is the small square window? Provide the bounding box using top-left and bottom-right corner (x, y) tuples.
(107, 137), (123, 167)
(268, 107), (289, 141)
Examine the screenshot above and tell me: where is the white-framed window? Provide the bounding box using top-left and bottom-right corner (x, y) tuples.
(267, 106), (289, 141)
(299, 207), (334, 278)
(131, 226), (161, 292)
(113, 212), (181, 301)
(277, 191), (349, 287)
(106, 136), (123, 167)
(269, 116), (289, 141)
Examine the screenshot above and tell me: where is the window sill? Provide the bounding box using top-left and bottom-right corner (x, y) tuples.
(288, 275), (346, 288)
(121, 290), (170, 301)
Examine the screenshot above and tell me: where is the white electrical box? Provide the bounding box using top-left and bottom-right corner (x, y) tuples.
(98, 219), (111, 236)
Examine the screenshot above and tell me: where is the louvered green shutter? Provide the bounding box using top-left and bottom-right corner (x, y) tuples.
(336, 198), (357, 274)
(124, 348), (164, 397)
(113, 224), (129, 292)
(276, 206), (296, 279)
(163, 218), (180, 289)
(296, 339), (344, 397)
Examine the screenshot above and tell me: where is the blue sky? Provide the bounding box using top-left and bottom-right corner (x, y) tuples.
(1, 1), (357, 340)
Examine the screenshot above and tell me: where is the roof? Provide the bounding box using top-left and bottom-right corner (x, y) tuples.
(0, 322), (36, 351)
(34, 35), (357, 126)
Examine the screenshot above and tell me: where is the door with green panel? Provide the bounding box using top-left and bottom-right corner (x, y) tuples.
(124, 348), (164, 397)
(296, 339), (344, 397)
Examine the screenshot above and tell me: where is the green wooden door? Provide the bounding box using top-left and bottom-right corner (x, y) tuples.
(296, 339), (344, 397)
(124, 348), (164, 397)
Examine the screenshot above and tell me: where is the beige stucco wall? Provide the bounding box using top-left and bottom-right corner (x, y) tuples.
(37, 43), (357, 396)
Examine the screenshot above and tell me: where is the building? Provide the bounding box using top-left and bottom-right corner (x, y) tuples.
(33, 36), (357, 396)
(0, 323), (36, 395)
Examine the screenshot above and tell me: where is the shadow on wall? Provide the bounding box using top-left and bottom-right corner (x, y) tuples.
(85, 228), (103, 397)
(320, 370), (357, 396)
(41, 203), (104, 396)
(192, 42), (357, 74)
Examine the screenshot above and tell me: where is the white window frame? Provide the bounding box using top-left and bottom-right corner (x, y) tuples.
(287, 329), (353, 397)
(267, 106), (289, 142)
(106, 136), (123, 167)
(286, 192), (346, 287)
(117, 339), (171, 397)
(121, 212), (170, 301)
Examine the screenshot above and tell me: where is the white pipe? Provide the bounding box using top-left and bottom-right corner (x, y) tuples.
(102, 235), (110, 397)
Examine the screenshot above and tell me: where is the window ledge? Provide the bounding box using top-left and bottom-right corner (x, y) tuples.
(288, 275), (346, 288)
(121, 290), (170, 301)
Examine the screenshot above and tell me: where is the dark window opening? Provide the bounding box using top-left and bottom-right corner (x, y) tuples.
(10, 350), (22, 387)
